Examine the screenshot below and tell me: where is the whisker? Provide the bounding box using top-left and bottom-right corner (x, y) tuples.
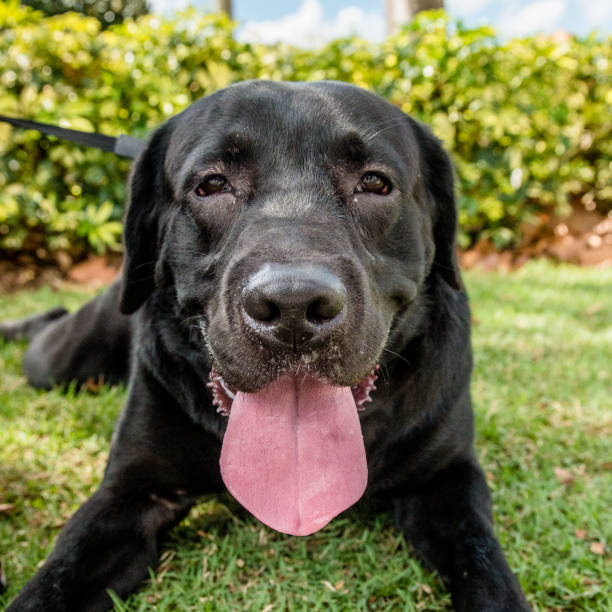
(377, 361), (391, 386)
(364, 117), (407, 142)
(180, 314), (204, 325)
(382, 347), (411, 366)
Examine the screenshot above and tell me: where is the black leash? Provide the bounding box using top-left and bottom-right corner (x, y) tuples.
(0, 114), (145, 159)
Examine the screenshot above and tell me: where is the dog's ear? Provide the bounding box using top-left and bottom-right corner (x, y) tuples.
(119, 122), (173, 314)
(410, 119), (462, 290)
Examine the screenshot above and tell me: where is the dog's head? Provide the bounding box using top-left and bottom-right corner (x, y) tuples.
(120, 80), (460, 388)
(119, 81), (461, 535)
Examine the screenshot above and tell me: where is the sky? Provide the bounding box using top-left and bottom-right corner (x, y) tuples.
(147, 0), (612, 46)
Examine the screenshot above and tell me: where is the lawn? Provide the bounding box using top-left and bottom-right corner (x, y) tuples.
(0, 260), (610, 611)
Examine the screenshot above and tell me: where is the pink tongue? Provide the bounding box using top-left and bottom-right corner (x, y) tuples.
(219, 375), (368, 536)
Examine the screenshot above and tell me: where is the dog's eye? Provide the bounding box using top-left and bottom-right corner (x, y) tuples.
(195, 175), (230, 197)
(357, 173), (392, 196)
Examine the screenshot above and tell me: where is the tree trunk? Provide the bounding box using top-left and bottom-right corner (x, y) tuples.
(217, 0), (232, 17)
(387, 0), (443, 35)
(408, 0), (444, 16)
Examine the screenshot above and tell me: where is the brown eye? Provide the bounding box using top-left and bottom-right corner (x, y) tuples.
(195, 175), (230, 197)
(358, 173), (392, 195)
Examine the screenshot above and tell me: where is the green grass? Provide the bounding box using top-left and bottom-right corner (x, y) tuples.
(0, 261), (610, 611)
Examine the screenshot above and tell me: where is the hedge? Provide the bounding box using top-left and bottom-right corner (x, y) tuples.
(1, 2), (610, 260)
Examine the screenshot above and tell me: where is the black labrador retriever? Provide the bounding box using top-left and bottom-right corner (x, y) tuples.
(2, 80), (530, 611)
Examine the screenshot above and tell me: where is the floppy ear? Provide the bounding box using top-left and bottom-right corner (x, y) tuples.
(119, 122), (173, 314)
(410, 119), (462, 290)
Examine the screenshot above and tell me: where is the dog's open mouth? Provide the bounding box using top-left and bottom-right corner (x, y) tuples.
(208, 366), (378, 536)
(208, 365), (378, 416)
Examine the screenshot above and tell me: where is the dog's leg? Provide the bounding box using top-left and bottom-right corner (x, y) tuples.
(7, 367), (223, 612)
(0, 306), (69, 341)
(394, 460), (530, 612)
(6, 481), (197, 612)
(1, 278), (132, 389)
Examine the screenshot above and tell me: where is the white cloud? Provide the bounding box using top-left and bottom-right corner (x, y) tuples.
(237, 0), (386, 47)
(446, 0), (494, 16)
(148, 0), (184, 15)
(583, 0), (612, 30)
(496, 0), (568, 37)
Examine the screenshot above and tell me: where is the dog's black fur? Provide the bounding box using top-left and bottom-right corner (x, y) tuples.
(2, 81), (530, 611)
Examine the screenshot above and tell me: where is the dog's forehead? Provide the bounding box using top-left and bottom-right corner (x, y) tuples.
(165, 81), (418, 176)
(180, 80), (400, 132)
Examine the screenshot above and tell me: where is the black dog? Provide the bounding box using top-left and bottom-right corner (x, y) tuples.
(2, 80), (530, 611)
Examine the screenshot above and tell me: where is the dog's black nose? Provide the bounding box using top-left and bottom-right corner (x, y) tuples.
(241, 264), (346, 347)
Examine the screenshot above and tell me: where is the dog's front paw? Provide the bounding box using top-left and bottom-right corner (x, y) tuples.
(452, 570), (531, 612)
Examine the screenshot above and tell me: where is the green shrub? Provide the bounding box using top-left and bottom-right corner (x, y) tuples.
(0, 4), (610, 258)
(377, 15), (612, 247)
(23, 0), (150, 28)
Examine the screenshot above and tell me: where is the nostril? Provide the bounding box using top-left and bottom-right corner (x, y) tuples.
(306, 295), (345, 324)
(243, 292), (281, 324)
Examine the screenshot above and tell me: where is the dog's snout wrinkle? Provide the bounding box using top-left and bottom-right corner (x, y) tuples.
(241, 263), (346, 348)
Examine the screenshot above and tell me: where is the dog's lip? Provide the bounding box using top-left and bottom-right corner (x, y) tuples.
(207, 364), (378, 416)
